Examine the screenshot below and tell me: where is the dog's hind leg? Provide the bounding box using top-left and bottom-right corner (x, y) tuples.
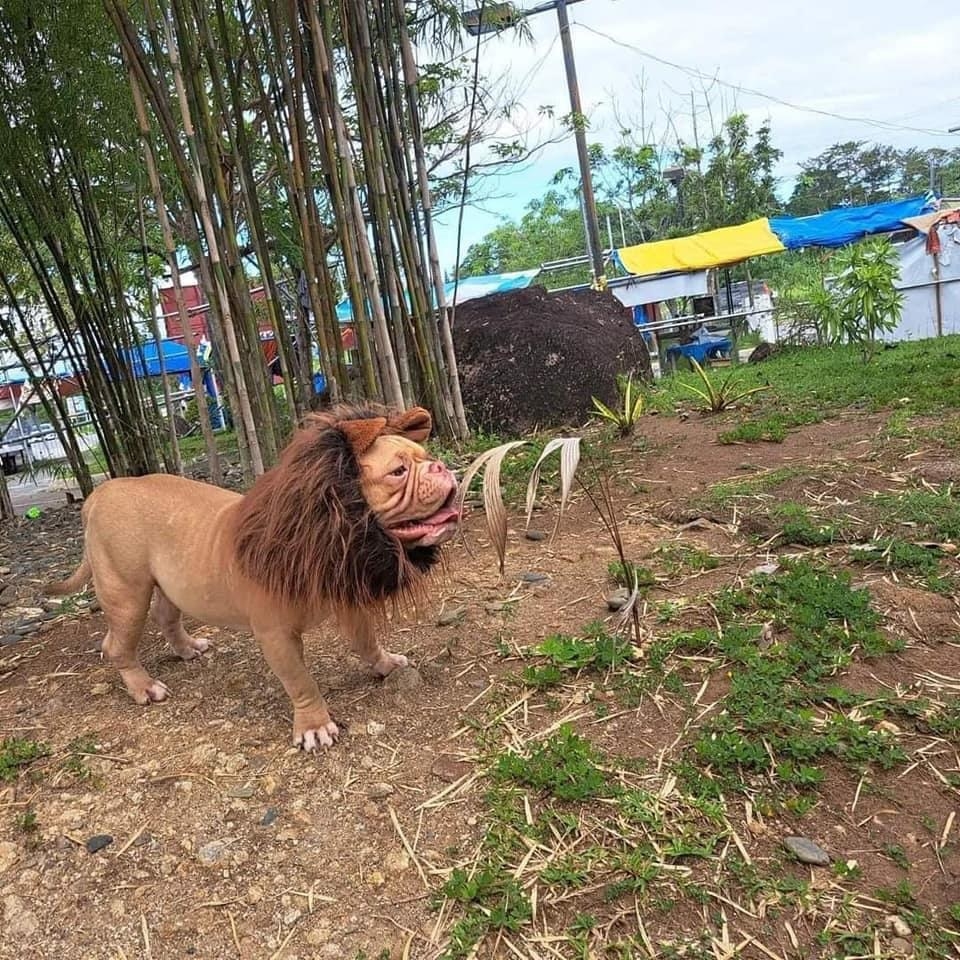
(153, 589), (209, 660)
(98, 581), (169, 705)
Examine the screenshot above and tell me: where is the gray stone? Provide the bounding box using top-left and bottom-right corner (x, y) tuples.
(521, 571), (550, 583)
(383, 666), (423, 694)
(227, 784), (255, 799)
(0, 635), (19, 647)
(85, 834), (114, 854)
(197, 840), (228, 865)
(524, 530), (547, 541)
(437, 606), (466, 626)
(260, 807), (279, 827)
(783, 836), (831, 866)
(607, 588), (631, 611)
(367, 782), (395, 800)
(889, 938), (912, 956)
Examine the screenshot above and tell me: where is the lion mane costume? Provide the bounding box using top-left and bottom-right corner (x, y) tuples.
(47, 404), (459, 750)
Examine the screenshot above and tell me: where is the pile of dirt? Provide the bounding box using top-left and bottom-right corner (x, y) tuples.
(452, 285), (652, 435)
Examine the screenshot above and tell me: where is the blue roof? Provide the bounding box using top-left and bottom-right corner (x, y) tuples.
(769, 194), (936, 250)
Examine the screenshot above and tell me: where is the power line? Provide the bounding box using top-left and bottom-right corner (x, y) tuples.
(574, 21), (953, 139)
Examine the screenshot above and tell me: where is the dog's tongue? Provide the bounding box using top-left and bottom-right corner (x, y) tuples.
(425, 502), (461, 526)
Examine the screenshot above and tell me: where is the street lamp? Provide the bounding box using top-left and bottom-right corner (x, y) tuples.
(464, 0), (607, 289)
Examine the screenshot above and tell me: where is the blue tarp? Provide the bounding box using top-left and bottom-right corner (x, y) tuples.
(119, 339), (211, 378)
(334, 269), (541, 324)
(769, 194), (936, 251)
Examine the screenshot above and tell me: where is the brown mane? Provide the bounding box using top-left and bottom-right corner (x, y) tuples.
(230, 403), (441, 614)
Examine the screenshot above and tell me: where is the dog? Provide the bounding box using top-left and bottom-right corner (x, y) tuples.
(47, 405), (459, 750)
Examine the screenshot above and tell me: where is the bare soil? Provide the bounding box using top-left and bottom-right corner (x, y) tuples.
(1, 411), (959, 960)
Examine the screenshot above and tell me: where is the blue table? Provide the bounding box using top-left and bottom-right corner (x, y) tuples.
(665, 337), (732, 368)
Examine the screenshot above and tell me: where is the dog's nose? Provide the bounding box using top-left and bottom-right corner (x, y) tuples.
(427, 460), (447, 474)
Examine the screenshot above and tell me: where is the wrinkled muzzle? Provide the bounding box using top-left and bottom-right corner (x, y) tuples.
(391, 462), (461, 548)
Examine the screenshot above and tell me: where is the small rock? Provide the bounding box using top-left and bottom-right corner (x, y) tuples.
(305, 928), (327, 947)
(3, 894), (38, 938)
(367, 782), (394, 800)
(366, 720), (386, 738)
(750, 562), (780, 576)
(260, 807), (279, 827)
(190, 743), (218, 766)
(438, 606), (466, 626)
(889, 938), (913, 956)
(606, 587), (631, 611)
(90, 683), (111, 696)
(246, 885), (264, 905)
(283, 908), (302, 926)
(0, 635), (18, 647)
(431, 757), (472, 783)
(783, 836), (831, 866)
(367, 870), (386, 888)
(222, 754), (248, 775)
(384, 847), (410, 876)
(359, 755), (375, 770)
(383, 666), (423, 695)
(262, 774), (279, 797)
(887, 916), (912, 938)
(0, 841), (19, 874)
(85, 834), (114, 854)
(524, 530), (547, 541)
(197, 840), (228, 865)
(485, 601), (505, 614)
(520, 571), (549, 583)
(227, 784), (255, 799)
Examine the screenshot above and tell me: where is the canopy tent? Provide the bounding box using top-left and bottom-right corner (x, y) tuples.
(613, 194), (939, 278)
(614, 219), (785, 276)
(768, 195), (934, 250)
(334, 268), (542, 323)
(118, 338), (211, 379)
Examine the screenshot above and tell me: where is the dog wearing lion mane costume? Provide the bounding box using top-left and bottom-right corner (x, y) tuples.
(47, 404), (460, 751)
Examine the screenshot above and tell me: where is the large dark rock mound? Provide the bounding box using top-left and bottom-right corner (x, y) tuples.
(452, 285), (652, 436)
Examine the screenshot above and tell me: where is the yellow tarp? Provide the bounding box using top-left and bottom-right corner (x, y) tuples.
(616, 218), (786, 276)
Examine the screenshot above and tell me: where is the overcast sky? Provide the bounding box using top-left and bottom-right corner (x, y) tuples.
(432, 0), (960, 269)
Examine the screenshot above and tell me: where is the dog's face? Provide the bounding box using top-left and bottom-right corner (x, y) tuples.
(358, 434), (459, 548)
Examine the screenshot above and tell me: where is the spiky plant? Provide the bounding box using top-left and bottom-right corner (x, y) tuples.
(591, 376), (645, 436)
(679, 358), (769, 413)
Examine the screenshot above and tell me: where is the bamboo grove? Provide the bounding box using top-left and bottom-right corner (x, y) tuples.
(0, 0), (480, 515)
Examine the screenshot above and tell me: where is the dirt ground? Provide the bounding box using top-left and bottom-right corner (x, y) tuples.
(1, 410), (959, 960)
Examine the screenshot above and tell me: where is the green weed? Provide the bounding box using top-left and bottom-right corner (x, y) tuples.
(0, 738), (50, 782)
(608, 560), (656, 589)
(719, 410), (823, 445)
(872, 486), (960, 541)
(493, 726), (615, 802)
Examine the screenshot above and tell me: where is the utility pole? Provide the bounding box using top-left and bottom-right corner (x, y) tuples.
(465, 0), (607, 289)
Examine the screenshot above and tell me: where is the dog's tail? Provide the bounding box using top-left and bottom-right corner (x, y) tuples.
(46, 557), (92, 596)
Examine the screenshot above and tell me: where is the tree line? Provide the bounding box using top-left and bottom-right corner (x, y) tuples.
(459, 115), (960, 289)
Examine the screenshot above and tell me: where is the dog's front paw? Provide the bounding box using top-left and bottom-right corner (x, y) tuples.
(295, 721), (340, 752)
(373, 650), (408, 677)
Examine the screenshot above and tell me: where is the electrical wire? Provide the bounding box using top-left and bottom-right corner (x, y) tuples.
(574, 20), (953, 139)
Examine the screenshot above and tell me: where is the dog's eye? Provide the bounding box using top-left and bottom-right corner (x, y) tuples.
(389, 464), (407, 477)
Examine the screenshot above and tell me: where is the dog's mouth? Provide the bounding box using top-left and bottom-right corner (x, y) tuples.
(390, 487), (463, 547)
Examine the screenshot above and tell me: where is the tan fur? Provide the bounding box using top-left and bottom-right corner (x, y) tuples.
(47, 406), (457, 751)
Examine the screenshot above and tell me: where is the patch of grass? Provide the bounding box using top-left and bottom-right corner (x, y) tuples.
(699, 465), (806, 511)
(872, 486), (960, 541)
(719, 409), (824, 445)
(654, 543), (720, 575)
(650, 337), (960, 418)
(493, 726), (615, 802)
(680, 561), (906, 802)
(608, 559), (656, 589)
(14, 809), (38, 833)
(0, 738), (50, 782)
(774, 501), (841, 546)
(62, 735), (99, 781)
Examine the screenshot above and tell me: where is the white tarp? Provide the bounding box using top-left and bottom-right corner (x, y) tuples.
(886, 229), (960, 341)
(608, 270), (709, 308)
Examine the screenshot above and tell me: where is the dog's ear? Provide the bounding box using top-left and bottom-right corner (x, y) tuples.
(338, 417), (388, 458)
(390, 406), (432, 444)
